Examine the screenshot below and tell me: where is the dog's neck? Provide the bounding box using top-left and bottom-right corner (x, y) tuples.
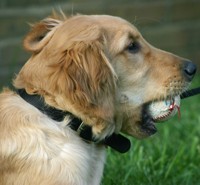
(17, 89), (131, 153)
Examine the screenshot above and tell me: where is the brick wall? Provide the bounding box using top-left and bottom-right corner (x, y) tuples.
(0, 0), (200, 88)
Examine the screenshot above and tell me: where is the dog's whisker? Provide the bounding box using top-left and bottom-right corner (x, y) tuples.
(2, 13), (196, 185)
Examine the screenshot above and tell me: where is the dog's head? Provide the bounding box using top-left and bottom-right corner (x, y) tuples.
(14, 14), (196, 139)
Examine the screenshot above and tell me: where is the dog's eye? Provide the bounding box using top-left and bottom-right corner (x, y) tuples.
(127, 42), (140, 53)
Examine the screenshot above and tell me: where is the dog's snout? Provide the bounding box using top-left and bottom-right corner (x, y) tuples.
(183, 61), (197, 81)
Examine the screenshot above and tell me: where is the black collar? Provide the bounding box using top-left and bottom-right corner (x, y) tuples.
(17, 89), (131, 153)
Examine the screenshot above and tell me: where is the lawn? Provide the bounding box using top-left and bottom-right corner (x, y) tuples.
(103, 75), (200, 185)
(1, 64), (199, 185)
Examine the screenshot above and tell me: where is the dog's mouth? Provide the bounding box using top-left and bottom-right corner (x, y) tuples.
(141, 96), (181, 136)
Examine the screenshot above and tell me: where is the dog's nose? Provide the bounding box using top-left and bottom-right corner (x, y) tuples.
(183, 61), (197, 81)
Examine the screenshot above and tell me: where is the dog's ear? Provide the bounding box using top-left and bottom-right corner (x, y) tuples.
(19, 16), (118, 138)
(49, 35), (117, 128)
(23, 18), (62, 52)
(69, 40), (116, 123)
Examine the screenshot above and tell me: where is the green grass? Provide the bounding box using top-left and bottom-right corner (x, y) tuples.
(103, 75), (200, 185)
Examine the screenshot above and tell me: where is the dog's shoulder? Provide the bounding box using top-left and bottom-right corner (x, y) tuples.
(0, 88), (105, 185)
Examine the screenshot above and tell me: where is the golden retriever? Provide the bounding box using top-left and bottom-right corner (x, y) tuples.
(0, 13), (196, 185)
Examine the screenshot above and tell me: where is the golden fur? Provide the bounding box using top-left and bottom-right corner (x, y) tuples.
(0, 14), (195, 185)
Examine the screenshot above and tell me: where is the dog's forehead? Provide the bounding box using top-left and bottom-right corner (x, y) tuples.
(89, 15), (141, 53)
(58, 15), (141, 54)
(92, 15), (139, 35)
(66, 15), (139, 36)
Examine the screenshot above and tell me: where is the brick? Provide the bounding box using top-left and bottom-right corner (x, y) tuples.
(0, 66), (16, 88)
(169, 0), (200, 22)
(0, 0), (64, 8)
(0, 0), (200, 89)
(0, 39), (29, 67)
(0, 12), (49, 40)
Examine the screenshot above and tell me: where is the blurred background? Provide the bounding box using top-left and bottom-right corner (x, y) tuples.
(1, 1), (200, 184)
(0, 0), (200, 88)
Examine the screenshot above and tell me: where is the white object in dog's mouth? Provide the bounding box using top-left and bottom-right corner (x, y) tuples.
(148, 96), (181, 122)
